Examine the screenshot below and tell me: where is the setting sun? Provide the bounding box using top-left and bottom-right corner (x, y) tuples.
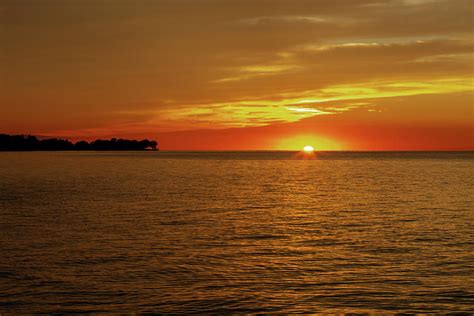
(303, 145), (315, 153)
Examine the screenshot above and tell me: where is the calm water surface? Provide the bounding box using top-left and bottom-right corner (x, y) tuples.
(0, 151), (473, 313)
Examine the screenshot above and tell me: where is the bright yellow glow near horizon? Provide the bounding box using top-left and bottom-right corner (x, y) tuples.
(303, 145), (315, 153)
(274, 135), (345, 151)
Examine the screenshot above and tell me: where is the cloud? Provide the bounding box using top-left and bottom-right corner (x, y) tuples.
(240, 15), (345, 26)
(212, 64), (301, 83)
(109, 76), (471, 132)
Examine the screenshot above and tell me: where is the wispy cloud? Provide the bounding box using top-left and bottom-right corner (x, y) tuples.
(139, 77), (473, 130)
(213, 64), (300, 83)
(240, 15), (341, 25)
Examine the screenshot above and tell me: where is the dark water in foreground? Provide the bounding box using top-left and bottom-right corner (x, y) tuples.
(0, 151), (473, 313)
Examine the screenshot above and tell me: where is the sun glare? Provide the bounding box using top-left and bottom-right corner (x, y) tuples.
(273, 135), (345, 151)
(303, 145), (315, 153)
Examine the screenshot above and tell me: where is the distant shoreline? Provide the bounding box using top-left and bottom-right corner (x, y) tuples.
(0, 134), (158, 151)
(0, 149), (473, 153)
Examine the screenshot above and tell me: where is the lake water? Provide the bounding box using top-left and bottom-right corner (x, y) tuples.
(0, 151), (473, 313)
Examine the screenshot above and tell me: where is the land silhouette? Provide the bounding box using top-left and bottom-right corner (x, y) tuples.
(0, 134), (158, 151)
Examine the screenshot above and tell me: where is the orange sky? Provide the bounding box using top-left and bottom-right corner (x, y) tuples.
(1, 0), (473, 150)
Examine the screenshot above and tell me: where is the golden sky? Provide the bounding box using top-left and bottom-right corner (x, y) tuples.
(1, 0), (473, 150)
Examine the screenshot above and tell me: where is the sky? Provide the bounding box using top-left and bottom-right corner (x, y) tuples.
(1, 0), (473, 150)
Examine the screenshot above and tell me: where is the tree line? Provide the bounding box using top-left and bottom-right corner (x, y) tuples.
(0, 134), (158, 151)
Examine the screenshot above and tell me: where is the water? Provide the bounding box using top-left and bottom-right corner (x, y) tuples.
(0, 151), (473, 313)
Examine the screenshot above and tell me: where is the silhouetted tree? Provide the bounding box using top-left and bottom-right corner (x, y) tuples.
(74, 140), (90, 150)
(39, 138), (74, 150)
(0, 134), (158, 151)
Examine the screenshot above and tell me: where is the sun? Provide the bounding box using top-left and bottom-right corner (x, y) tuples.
(303, 145), (315, 153)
